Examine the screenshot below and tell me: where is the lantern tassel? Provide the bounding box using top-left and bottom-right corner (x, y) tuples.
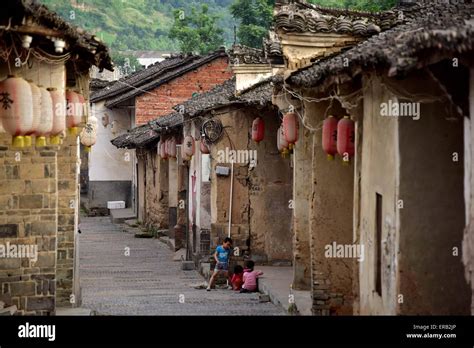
(24, 136), (33, 148)
(12, 136), (25, 148)
(68, 127), (79, 137)
(36, 136), (47, 148)
(50, 135), (61, 145)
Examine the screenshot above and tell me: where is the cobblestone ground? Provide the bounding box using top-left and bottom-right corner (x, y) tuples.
(79, 217), (285, 315)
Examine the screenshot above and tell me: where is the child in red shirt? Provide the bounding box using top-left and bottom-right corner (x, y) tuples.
(230, 265), (244, 291)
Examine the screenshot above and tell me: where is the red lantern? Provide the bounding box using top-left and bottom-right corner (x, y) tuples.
(337, 116), (355, 162)
(322, 115), (338, 160)
(0, 76), (33, 147)
(48, 87), (66, 145)
(277, 126), (289, 157)
(159, 140), (168, 160)
(168, 137), (177, 158)
(200, 139), (210, 154)
(35, 86), (53, 147)
(252, 117), (265, 143)
(182, 135), (195, 160)
(283, 112), (299, 146)
(77, 93), (86, 118)
(279, 126), (289, 150)
(66, 90), (83, 135)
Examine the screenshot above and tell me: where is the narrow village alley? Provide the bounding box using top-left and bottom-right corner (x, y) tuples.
(78, 216), (285, 315)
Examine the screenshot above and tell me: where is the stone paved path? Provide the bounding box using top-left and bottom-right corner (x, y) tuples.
(79, 217), (285, 315)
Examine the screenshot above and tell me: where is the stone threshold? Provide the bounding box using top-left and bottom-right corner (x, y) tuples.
(257, 266), (312, 316)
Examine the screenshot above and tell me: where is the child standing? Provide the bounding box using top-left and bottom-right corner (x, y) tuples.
(230, 265), (244, 291)
(207, 237), (233, 291)
(240, 260), (263, 293)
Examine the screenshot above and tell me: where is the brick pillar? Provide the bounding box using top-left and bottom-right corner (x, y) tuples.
(55, 135), (80, 308)
(0, 134), (58, 315)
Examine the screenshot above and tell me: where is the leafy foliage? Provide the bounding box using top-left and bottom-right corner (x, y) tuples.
(169, 4), (225, 54)
(39, 0), (398, 56)
(111, 52), (143, 74)
(230, 0), (274, 48)
(308, 0), (397, 11)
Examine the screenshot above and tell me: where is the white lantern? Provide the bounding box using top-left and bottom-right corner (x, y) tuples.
(48, 87), (66, 145)
(182, 135), (195, 160)
(87, 115), (99, 131)
(0, 76), (33, 147)
(24, 81), (42, 147)
(35, 86), (54, 147)
(80, 124), (97, 152)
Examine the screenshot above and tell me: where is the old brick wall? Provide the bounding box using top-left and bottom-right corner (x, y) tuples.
(0, 134), (58, 315)
(135, 57), (232, 125)
(55, 136), (80, 308)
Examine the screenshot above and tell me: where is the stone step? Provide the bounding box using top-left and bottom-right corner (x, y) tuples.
(0, 305), (17, 316)
(110, 208), (136, 224)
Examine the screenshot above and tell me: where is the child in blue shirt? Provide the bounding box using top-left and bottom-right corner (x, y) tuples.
(207, 237), (232, 291)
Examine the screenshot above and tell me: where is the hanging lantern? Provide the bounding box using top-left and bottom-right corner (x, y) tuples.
(283, 112), (299, 148)
(24, 81), (42, 147)
(182, 135), (195, 160)
(277, 126), (289, 157)
(168, 137), (177, 158)
(337, 116), (355, 163)
(322, 115), (338, 161)
(88, 115), (99, 131)
(0, 76), (33, 148)
(80, 124), (96, 152)
(66, 90), (83, 136)
(48, 88), (66, 145)
(159, 140), (168, 160)
(200, 139), (210, 154)
(251, 117), (265, 143)
(77, 93), (86, 119)
(35, 86), (53, 147)
(164, 139), (169, 156)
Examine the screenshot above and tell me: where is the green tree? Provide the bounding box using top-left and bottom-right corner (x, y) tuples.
(308, 0), (396, 11)
(230, 0), (274, 48)
(169, 4), (225, 54)
(111, 52), (143, 75)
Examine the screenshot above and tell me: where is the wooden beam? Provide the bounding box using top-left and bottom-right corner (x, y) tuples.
(11, 25), (63, 38)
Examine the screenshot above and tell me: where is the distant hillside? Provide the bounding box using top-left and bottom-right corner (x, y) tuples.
(39, 0), (396, 54)
(40, 0), (236, 53)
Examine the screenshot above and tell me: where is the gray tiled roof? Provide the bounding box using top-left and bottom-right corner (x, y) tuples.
(1, 0), (112, 71)
(287, 1), (474, 89)
(274, 0), (403, 36)
(91, 48), (227, 106)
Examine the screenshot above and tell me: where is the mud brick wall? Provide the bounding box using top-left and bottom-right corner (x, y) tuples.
(144, 149), (169, 229)
(55, 136), (80, 308)
(0, 134), (58, 315)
